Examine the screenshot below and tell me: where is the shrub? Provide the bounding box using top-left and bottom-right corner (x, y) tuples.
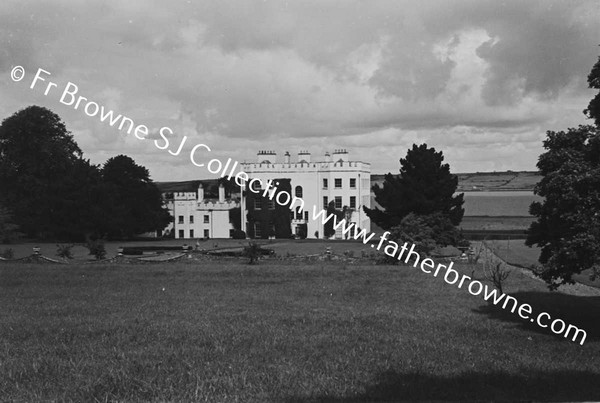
(485, 262), (511, 294)
(86, 239), (106, 260)
(1, 248), (14, 259)
(0, 206), (20, 244)
(56, 244), (74, 259)
(244, 242), (261, 265)
(297, 223), (307, 239)
(481, 241), (511, 293)
(387, 213), (437, 263)
(232, 229), (246, 239)
(457, 237), (471, 248)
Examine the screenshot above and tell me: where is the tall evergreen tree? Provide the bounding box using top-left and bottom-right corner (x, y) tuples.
(364, 143), (464, 230)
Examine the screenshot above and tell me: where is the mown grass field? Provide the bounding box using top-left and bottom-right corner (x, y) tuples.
(2, 258), (600, 402)
(491, 239), (600, 289)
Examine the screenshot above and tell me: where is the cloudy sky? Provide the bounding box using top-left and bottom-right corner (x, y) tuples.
(2, 0), (599, 180)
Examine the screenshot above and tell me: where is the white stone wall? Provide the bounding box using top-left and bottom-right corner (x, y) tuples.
(242, 152), (371, 239)
(163, 191), (239, 239)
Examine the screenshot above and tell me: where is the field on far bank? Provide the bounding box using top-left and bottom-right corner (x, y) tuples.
(460, 216), (534, 231)
(1, 259), (600, 401)
(456, 171), (541, 191)
(372, 171), (541, 192)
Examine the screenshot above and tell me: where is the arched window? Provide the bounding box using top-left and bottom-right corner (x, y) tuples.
(295, 185), (303, 198)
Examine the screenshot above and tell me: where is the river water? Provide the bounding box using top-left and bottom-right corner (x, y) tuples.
(461, 191), (542, 216)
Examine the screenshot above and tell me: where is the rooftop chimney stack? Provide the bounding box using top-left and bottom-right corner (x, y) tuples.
(332, 148), (349, 162)
(284, 151), (290, 164)
(197, 183), (204, 202)
(257, 150), (277, 164)
(324, 151), (331, 162)
(218, 184), (225, 203)
(298, 150), (311, 163)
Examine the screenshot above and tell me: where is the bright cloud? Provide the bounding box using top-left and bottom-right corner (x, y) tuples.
(1, 0), (599, 179)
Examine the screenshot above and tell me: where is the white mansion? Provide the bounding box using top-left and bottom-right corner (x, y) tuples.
(159, 149), (371, 239)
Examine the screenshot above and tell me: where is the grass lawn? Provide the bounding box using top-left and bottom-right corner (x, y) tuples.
(489, 240), (600, 289)
(1, 258), (600, 401)
(486, 239), (541, 268)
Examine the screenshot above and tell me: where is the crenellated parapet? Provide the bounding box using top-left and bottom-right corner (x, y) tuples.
(197, 199), (240, 210)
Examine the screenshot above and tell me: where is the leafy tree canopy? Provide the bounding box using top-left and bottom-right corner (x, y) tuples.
(526, 125), (600, 289)
(0, 106), (83, 237)
(584, 55), (600, 126)
(0, 106), (171, 241)
(0, 205), (20, 243)
(323, 200), (348, 238)
(365, 143), (464, 231)
(101, 155), (171, 238)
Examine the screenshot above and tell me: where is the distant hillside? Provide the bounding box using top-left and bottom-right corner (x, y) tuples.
(371, 171), (541, 192)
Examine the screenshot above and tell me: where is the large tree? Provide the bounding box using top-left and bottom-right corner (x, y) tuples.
(323, 200), (343, 238)
(101, 155), (171, 238)
(53, 158), (113, 240)
(245, 178), (292, 239)
(584, 55), (600, 126)
(0, 205), (20, 243)
(526, 125), (600, 289)
(365, 143), (465, 231)
(0, 106), (84, 238)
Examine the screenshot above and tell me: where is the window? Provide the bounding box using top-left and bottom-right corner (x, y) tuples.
(204, 229), (209, 238)
(189, 215), (194, 223)
(295, 185), (303, 198)
(204, 215), (209, 223)
(323, 196), (328, 210)
(296, 207), (303, 220)
(350, 196), (356, 209)
(304, 211), (308, 221)
(334, 178), (342, 188)
(268, 198), (275, 209)
(323, 178), (328, 189)
(254, 222), (262, 238)
(189, 229), (194, 238)
(254, 197), (262, 209)
(350, 178), (356, 188)
(335, 196), (342, 209)
(251, 180), (262, 191)
(178, 215), (184, 224)
(269, 221), (275, 236)
(178, 229), (184, 238)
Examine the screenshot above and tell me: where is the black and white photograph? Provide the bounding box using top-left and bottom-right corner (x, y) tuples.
(1, 0), (600, 401)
